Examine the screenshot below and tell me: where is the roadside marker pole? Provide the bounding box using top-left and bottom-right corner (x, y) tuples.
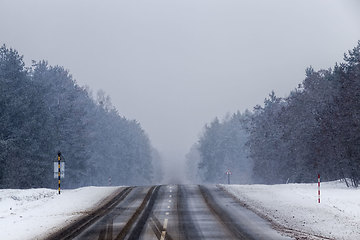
(58, 152), (61, 194)
(53, 151), (65, 194)
(318, 174), (320, 203)
(226, 169), (232, 184)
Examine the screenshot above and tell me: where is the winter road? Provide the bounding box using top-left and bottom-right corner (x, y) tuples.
(46, 185), (292, 240)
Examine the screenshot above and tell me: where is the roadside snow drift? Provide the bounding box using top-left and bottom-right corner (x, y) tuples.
(221, 180), (360, 240)
(0, 187), (121, 240)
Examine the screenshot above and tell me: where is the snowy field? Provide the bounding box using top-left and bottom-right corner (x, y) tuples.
(0, 186), (121, 240)
(221, 180), (360, 240)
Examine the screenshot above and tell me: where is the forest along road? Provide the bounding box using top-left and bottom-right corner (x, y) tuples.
(46, 185), (292, 240)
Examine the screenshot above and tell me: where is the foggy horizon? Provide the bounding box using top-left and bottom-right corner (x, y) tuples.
(1, 0), (360, 182)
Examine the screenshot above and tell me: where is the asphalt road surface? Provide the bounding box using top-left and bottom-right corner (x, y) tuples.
(47, 185), (293, 240)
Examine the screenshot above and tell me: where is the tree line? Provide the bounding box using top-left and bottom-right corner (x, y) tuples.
(188, 41), (360, 187)
(0, 45), (162, 189)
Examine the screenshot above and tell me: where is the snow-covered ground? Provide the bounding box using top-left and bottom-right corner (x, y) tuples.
(221, 180), (360, 240)
(0, 186), (121, 240)
(1, 182), (359, 240)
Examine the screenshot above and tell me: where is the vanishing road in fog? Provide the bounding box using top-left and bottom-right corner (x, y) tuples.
(47, 185), (292, 240)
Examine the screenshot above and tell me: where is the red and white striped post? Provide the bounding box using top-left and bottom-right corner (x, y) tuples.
(318, 174), (320, 203)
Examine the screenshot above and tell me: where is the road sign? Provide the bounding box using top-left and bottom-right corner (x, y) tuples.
(53, 162), (65, 178)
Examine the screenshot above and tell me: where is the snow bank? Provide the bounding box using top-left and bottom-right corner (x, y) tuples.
(221, 180), (360, 240)
(0, 186), (121, 240)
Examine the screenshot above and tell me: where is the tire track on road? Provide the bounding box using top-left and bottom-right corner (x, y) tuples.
(46, 187), (133, 240)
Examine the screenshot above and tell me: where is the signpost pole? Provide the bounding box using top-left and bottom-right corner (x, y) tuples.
(226, 169), (231, 184)
(58, 152), (61, 194)
(318, 173), (320, 203)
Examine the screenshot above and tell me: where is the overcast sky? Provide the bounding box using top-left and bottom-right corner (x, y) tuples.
(1, 0), (360, 180)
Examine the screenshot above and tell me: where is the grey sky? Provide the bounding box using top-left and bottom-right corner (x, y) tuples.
(1, 0), (360, 180)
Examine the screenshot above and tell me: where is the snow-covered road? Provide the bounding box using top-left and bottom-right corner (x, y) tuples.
(1, 181), (359, 240)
